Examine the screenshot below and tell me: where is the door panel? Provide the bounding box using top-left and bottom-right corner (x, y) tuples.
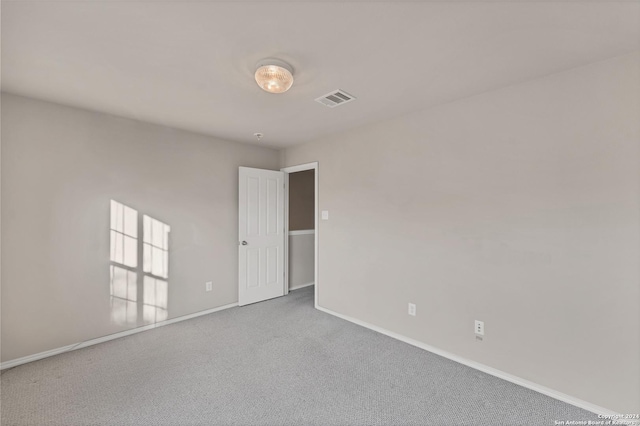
(246, 177), (260, 236)
(239, 167), (285, 306)
(246, 248), (260, 289)
(266, 246), (278, 285)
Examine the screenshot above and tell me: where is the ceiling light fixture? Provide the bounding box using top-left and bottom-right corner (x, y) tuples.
(254, 59), (294, 94)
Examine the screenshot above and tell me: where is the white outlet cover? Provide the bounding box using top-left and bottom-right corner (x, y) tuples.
(321, 210), (329, 220)
(205, 281), (213, 292)
(475, 320), (484, 335)
(408, 303), (416, 316)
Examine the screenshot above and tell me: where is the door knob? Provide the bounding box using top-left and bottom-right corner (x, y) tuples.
(241, 241), (248, 245)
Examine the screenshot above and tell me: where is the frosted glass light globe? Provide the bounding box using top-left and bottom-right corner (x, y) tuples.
(254, 59), (294, 94)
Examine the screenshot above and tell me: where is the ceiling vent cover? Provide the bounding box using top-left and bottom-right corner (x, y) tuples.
(315, 89), (356, 108)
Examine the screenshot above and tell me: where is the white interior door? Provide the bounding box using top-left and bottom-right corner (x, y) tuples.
(238, 167), (285, 306)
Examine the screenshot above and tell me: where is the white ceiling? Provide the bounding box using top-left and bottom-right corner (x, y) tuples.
(2, 1), (639, 148)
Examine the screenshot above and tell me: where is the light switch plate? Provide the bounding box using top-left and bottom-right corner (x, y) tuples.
(321, 210), (329, 220)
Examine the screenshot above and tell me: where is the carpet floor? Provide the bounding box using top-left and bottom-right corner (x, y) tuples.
(1, 286), (599, 425)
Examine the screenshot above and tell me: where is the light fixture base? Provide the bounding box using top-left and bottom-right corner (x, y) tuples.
(255, 58), (293, 74)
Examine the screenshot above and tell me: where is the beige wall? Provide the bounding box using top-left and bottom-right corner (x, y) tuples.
(288, 170), (314, 231)
(0, 93), (280, 362)
(282, 53), (640, 413)
(288, 234), (314, 289)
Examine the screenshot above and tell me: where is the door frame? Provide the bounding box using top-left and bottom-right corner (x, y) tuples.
(281, 162), (319, 309)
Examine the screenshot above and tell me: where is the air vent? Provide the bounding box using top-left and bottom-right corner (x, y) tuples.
(315, 89), (356, 108)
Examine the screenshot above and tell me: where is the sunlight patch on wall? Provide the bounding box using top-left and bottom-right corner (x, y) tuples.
(143, 215), (170, 279)
(109, 265), (137, 325)
(109, 200), (170, 326)
(143, 276), (168, 323)
(110, 200), (138, 268)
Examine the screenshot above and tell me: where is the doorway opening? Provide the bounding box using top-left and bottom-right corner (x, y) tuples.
(282, 162), (318, 308)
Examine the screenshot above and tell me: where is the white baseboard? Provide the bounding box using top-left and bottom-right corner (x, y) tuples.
(0, 302), (238, 370)
(315, 305), (621, 418)
(289, 282), (314, 291)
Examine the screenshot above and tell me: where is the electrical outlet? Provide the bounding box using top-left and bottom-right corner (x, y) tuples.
(205, 281), (213, 292)
(408, 303), (416, 316)
(475, 320), (484, 336)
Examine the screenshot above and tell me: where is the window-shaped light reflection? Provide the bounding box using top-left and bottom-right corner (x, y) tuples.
(143, 215), (170, 279)
(110, 200), (138, 268)
(110, 200), (170, 327)
(143, 276), (168, 323)
(110, 265), (137, 325)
